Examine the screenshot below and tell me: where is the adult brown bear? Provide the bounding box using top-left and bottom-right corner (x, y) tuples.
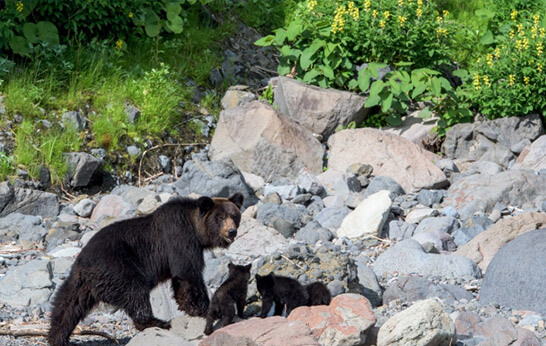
(48, 193), (243, 346)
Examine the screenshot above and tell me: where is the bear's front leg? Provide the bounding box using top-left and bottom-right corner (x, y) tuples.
(172, 277), (210, 317)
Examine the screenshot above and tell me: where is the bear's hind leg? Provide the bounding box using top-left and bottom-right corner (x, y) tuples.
(119, 287), (171, 331)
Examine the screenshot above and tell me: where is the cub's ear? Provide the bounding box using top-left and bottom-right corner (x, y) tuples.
(228, 192), (244, 210)
(244, 263), (252, 271)
(255, 274), (262, 280)
(228, 262), (234, 270)
(197, 196), (215, 215)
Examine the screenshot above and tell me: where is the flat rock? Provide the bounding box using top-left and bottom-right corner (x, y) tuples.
(382, 111), (439, 148)
(0, 213), (47, 244)
(127, 327), (192, 346)
(337, 190), (391, 239)
(405, 208), (438, 224)
(90, 194), (134, 223)
(327, 128), (447, 193)
(288, 293), (376, 346)
(455, 212), (546, 272)
(199, 316), (319, 346)
(209, 100), (324, 182)
(512, 134), (546, 171)
(0, 259), (53, 308)
(373, 239), (481, 280)
(382, 276), (474, 305)
(443, 169), (546, 219)
(377, 299), (456, 346)
(273, 76), (368, 139)
(480, 229), (546, 314)
(0, 182), (59, 218)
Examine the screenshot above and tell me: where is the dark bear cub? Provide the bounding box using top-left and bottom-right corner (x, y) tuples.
(255, 273), (308, 317)
(48, 193), (244, 346)
(305, 281), (331, 306)
(204, 263), (251, 335)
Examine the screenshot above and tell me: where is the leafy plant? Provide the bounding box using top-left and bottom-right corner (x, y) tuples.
(0, 152), (15, 180)
(260, 85), (274, 104)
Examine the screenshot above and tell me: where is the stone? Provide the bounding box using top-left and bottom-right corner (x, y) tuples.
(363, 176), (405, 199)
(466, 160), (503, 176)
(337, 190), (392, 239)
(405, 208), (439, 224)
(199, 316), (319, 346)
(90, 194), (134, 223)
(158, 155), (171, 173)
(150, 281), (184, 322)
(221, 86), (257, 109)
(137, 194), (161, 215)
(112, 185), (154, 206)
(443, 169), (546, 219)
(373, 239), (482, 279)
(262, 192), (282, 204)
(382, 111), (439, 148)
(295, 222), (333, 244)
(63, 152), (101, 188)
(73, 198), (96, 218)
(124, 104), (140, 124)
(0, 213), (46, 244)
(173, 154), (257, 208)
(512, 134), (546, 171)
(435, 158), (459, 174)
(256, 202), (306, 230)
(48, 247), (81, 258)
(317, 169), (360, 200)
(273, 76), (368, 139)
(480, 229), (546, 314)
(414, 216), (459, 235)
(355, 258), (383, 307)
(313, 206), (350, 231)
(0, 182), (59, 218)
(263, 184), (301, 200)
(328, 128), (447, 193)
(0, 259), (52, 308)
(127, 145), (140, 156)
(288, 293), (376, 346)
(473, 316), (518, 346)
(296, 168), (326, 196)
(382, 276), (474, 305)
(455, 212), (546, 272)
(241, 171), (265, 194)
(127, 327), (192, 346)
(412, 229), (456, 252)
(417, 190), (445, 207)
(377, 299), (456, 346)
(209, 100), (324, 182)
(387, 220), (416, 241)
(62, 110), (86, 131)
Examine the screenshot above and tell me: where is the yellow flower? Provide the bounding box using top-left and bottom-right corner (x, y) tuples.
(540, 28), (545, 38)
(524, 76), (530, 85)
(473, 74), (481, 90)
(509, 29), (515, 40)
(417, 0), (423, 7)
(537, 61), (543, 72)
(128, 12), (134, 18)
(16, 1), (23, 12)
(509, 74), (515, 86)
(523, 37), (529, 50)
(115, 39), (123, 49)
(379, 20), (386, 28)
(332, 5), (347, 34)
(533, 14), (540, 26)
(364, 0), (371, 12)
(398, 0), (404, 7)
(537, 41), (543, 55)
(494, 47), (500, 59)
(398, 15), (407, 27)
(436, 15), (442, 23)
(511, 9), (518, 22)
(443, 10), (449, 17)
(348, 1), (359, 21)
(308, 0), (318, 12)
(531, 25), (538, 39)
(486, 53), (493, 66)
(436, 27), (448, 37)
(516, 23), (523, 35)
(416, 8), (423, 18)
(384, 11), (390, 20)
(483, 75), (490, 87)
(372, 9), (378, 18)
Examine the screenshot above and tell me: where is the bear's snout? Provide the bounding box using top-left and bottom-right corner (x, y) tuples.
(228, 229), (237, 238)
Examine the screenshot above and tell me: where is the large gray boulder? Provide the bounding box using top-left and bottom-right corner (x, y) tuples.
(273, 76), (368, 139)
(512, 134), (546, 171)
(373, 239), (482, 280)
(382, 276), (474, 305)
(173, 154), (257, 207)
(0, 259), (53, 308)
(480, 229), (546, 314)
(209, 100), (324, 182)
(0, 213), (47, 244)
(443, 169), (546, 219)
(0, 182), (59, 218)
(442, 114), (544, 167)
(328, 129), (447, 193)
(64, 152), (102, 187)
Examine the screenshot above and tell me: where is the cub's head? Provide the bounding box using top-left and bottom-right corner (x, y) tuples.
(197, 192), (243, 249)
(228, 262), (252, 282)
(255, 273), (275, 296)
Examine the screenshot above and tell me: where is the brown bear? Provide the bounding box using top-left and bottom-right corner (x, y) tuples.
(47, 193), (244, 346)
(255, 273), (308, 317)
(305, 281), (331, 306)
(204, 262), (251, 335)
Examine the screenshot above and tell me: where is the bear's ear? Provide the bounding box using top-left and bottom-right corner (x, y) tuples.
(228, 192), (244, 210)
(255, 274), (262, 280)
(244, 263), (252, 271)
(228, 262), (234, 270)
(197, 196), (215, 215)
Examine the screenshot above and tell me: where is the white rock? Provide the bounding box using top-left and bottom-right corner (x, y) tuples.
(405, 208), (438, 224)
(48, 247), (81, 258)
(337, 190), (392, 239)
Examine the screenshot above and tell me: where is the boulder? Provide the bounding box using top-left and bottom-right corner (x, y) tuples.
(173, 154), (257, 207)
(0, 259), (53, 308)
(455, 212), (546, 272)
(0, 213), (47, 244)
(354, 259), (383, 307)
(328, 129), (447, 193)
(373, 239), (481, 279)
(73, 198), (96, 218)
(63, 152), (101, 187)
(288, 293), (376, 346)
(209, 100), (324, 182)
(377, 299), (456, 346)
(62, 110), (86, 131)
(337, 190), (392, 239)
(382, 276), (474, 305)
(127, 327), (192, 346)
(480, 229), (546, 314)
(0, 182), (59, 218)
(382, 111), (439, 148)
(363, 176), (405, 199)
(90, 194), (134, 223)
(512, 134), (546, 171)
(221, 85), (257, 110)
(199, 316), (319, 346)
(273, 76), (368, 139)
(443, 170), (546, 219)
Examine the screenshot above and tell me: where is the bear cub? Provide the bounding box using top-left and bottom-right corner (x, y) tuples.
(48, 193), (243, 346)
(204, 263), (251, 335)
(305, 281), (331, 306)
(255, 273), (308, 317)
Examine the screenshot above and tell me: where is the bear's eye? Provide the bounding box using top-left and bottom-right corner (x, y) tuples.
(218, 214), (226, 220)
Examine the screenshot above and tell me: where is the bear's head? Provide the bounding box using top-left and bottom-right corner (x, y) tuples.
(255, 273), (275, 297)
(228, 262), (251, 282)
(197, 192), (244, 249)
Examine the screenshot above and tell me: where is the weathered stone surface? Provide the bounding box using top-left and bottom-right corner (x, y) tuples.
(363, 176), (405, 199)
(288, 293), (376, 346)
(62, 110), (86, 131)
(221, 86), (257, 109)
(73, 198), (96, 218)
(355, 258), (383, 307)
(382, 276), (474, 305)
(480, 229), (546, 314)
(377, 299), (456, 346)
(0, 213), (46, 244)
(455, 313), (540, 345)
(383, 111), (439, 148)
(209, 100), (324, 182)
(0, 182), (59, 218)
(273, 76), (368, 139)
(328, 128), (447, 193)
(90, 194), (134, 223)
(199, 316), (319, 346)
(127, 327), (192, 346)
(373, 239), (481, 279)
(443, 170), (546, 219)
(512, 134), (546, 171)
(0, 259), (53, 308)
(337, 190), (392, 239)
(63, 152), (101, 187)
(455, 212), (546, 272)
